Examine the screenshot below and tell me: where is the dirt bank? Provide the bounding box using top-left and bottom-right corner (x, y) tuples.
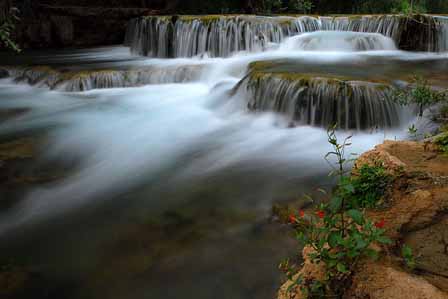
(279, 140), (448, 299)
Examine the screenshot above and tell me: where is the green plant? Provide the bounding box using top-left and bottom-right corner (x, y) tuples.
(282, 125), (393, 298)
(347, 163), (392, 209)
(401, 244), (416, 270)
(435, 132), (448, 154)
(0, 6), (20, 52)
(439, 104), (448, 123)
(393, 76), (448, 117)
(290, 0), (314, 13)
(394, 0), (427, 15)
(408, 124), (419, 140)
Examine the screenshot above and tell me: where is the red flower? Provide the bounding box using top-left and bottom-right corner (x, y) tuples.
(374, 219), (386, 229)
(316, 211), (325, 219)
(289, 215), (297, 224)
(299, 210), (305, 218)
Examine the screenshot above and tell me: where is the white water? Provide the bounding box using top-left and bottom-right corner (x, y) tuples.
(1, 37), (436, 232)
(126, 15), (448, 58)
(280, 31), (397, 52)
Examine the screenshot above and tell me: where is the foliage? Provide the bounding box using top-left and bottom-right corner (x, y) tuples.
(281, 125), (393, 298)
(288, 0), (313, 13)
(392, 0), (427, 15)
(347, 163), (392, 209)
(408, 124), (419, 140)
(435, 132), (448, 154)
(0, 7), (20, 52)
(401, 244), (416, 270)
(392, 76), (448, 117)
(38, 0), (448, 14)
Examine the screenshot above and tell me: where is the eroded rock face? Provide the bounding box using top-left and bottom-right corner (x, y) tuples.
(404, 216), (448, 292)
(278, 140), (448, 299)
(347, 262), (448, 299)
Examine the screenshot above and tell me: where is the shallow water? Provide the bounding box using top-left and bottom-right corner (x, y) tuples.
(0, 31), (445, 299)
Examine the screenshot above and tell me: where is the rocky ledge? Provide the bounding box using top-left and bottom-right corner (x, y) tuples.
(279, 140), (448, 299)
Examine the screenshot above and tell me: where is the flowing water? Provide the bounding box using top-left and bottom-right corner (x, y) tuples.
(0, 17), (448, 299)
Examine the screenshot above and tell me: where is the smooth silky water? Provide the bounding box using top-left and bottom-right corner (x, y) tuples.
(0, 29), (447, 299)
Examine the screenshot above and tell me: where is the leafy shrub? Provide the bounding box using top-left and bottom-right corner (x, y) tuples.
(392, 76), (447, 117)
(0, 6), (20, 52)
(435, 132), (448, 154)
(347, 163), (392, 209)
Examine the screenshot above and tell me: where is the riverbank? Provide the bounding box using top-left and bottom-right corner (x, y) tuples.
(278, 138), (448, 299)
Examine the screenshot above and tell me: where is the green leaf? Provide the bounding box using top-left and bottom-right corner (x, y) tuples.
(328, 232), (341, 248)
(329, 196), (343, 212)
(355, 238), (368, 250)
(365, 248), (379, 260)
(377, 236), (393, 245)
(347, 209), (364, 225)
(402, 245), (413, 257)
(343, 183), (355, 194)
(336, 263), (348, 273)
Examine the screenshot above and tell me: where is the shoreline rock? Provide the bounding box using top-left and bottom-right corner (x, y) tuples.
(278, 140), (448, 299)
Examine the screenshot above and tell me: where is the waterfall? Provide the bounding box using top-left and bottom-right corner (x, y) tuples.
(435, 16), (448, 52)
(125, 14), (448, 58)
(126, 17), (173, 57)
(240, 73), (402, 131)
(2, 65), (203, 92)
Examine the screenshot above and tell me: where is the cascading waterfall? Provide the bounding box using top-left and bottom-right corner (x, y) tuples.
(240, 73), (402, 130)
(2, 65), (203, 92)
(125, 14), (448, 58)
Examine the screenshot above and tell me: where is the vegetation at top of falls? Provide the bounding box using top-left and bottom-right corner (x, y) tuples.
(135, 0), (448, 15)
(280, 126), (395, 298)
(0, 5), (20, 52)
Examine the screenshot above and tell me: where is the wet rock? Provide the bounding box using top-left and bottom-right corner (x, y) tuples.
(0, 69), (8, 79)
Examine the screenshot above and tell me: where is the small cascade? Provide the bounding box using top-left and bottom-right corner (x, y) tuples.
(317, 15), (402, 41)
(280, 31), (397, 52)
(2, 65), (203, 92)
(126, 17), (173, 57)
(435, 16), (448, 52)
(62, 71), (127, 92)
(125, 14), (448, 58)
(173, 16), (287, 57)
(241, 73), (402, 130)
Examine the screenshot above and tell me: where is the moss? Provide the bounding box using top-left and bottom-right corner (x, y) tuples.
(0, 138), (36, 161)
(61, 69), (121, 80)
